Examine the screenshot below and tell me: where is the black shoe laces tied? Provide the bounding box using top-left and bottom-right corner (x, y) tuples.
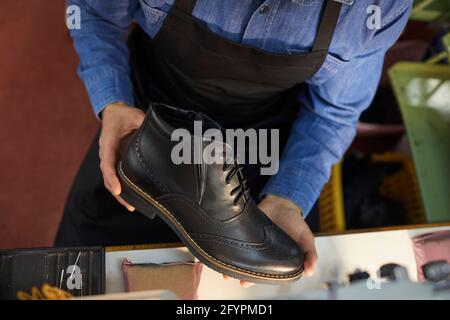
(204, 138), (249, 206)
(223, 161), (249, 206)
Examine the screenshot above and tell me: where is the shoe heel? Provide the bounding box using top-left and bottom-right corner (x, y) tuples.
(118, 166), (157, 220)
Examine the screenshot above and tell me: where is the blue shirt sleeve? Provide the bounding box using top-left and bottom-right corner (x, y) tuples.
(67, 0), (138, 118)
(262, 2), (412, 215)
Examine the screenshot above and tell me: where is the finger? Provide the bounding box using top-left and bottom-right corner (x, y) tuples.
(102, 170), (122, 197)
(240, 280), (255, 288)
(303, 249), (318, 277)
(113, 194), (135, 212)
(99, 135), (121, 196)
(223, 275), (231, 280)
(294, 225), (317, 277)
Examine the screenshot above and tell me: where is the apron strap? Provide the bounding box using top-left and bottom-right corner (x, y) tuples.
(312, 0), (342, 52)
(173, 0), (196, 14)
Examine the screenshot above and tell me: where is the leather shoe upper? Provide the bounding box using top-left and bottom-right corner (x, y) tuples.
(121, 103), (304, 277)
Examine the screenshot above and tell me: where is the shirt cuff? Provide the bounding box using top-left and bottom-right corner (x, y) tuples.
(260, 165), (323, 217)
(81, 67), (135, 119)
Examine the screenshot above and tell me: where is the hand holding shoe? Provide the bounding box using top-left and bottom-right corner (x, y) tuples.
(224, 194), (317, 287)
(117, 104), (304, 284)
(99, 102), (145, 212)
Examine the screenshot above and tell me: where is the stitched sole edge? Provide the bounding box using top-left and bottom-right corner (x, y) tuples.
(117, 161), (303, 284)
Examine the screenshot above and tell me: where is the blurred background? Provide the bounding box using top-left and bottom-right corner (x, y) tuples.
(0, 1), (97, 248)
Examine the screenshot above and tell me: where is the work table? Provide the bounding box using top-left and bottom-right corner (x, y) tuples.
(104, 224), (450, 299)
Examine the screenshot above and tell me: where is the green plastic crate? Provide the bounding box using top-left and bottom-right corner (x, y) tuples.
(389, 62), (450, 222)
(444, 33), (450, 58)
(411, 0), (450, 22)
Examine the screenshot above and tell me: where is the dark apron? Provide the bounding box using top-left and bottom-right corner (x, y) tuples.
(55, 0), (342, 247)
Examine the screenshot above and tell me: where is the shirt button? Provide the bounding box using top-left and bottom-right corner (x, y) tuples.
(260, 5), (270, 15)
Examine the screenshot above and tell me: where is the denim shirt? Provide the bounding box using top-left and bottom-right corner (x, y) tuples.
(68, 0), (412, 215)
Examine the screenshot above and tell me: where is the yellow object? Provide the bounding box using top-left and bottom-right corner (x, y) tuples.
(17, 284), (73, 300)
(318, 163), (346, 233)
(318, 152), (426, 233)
(373, 153), (426, 225)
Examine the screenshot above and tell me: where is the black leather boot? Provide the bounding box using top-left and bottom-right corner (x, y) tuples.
(117, 103), (304, 284)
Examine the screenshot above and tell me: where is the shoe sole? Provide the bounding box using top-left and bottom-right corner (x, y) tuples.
(117, 161), (303, 285)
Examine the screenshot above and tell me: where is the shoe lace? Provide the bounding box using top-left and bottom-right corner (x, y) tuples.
(223, 161), (249, 206)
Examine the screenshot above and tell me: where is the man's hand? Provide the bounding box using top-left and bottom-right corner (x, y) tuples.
(99, 102), (145, 212)
(223, 194), (318, 287)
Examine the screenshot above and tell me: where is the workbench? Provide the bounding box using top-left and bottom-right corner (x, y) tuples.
(104, 224), (450, 299)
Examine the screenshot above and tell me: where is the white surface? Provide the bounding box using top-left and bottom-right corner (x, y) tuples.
(105, 226), (450, 299)
(75, 290), (177, 300)
(299, 280), (450, 300)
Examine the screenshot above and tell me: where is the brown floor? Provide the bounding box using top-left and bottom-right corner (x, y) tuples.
(0, 0), (97, 248)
